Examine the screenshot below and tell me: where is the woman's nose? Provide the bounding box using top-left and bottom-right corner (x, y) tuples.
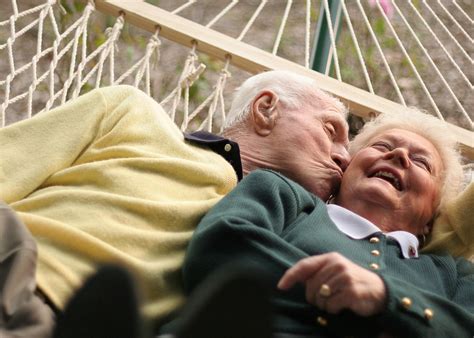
(384, 147), (410, 168)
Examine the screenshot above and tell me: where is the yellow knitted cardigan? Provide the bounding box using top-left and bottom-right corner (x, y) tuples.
(423, 183), (474, 261)
(0, 85), (237, 321)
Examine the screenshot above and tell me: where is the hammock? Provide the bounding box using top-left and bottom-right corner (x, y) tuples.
(1, 0), (473, 167)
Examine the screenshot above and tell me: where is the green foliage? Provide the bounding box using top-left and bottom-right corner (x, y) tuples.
(81, 82), (94, 93)
(60, 0), (86, 15)
(105, 16), (115, 28)
(374, 18), (385, 35)
(412, 0), (421, 9)
(94, 33), (107, 48)
(120, 45), (133, 63)
(145, 0), (161, 5)
(383, 37), (396, 49)
(200, 54), (221, 72)
(311, 5), (320, 22)
(73, 0), (86, 13)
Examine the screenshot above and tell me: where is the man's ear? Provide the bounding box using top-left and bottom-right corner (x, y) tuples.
(250, 90), (279, 136)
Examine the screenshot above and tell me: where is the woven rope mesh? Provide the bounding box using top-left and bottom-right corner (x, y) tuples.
(1, 0), (472, 137)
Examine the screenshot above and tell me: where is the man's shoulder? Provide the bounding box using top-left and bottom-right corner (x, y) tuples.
(185, 131), (243, 181)
(246, 169), (288, 183)
(245, 170), (316, 199)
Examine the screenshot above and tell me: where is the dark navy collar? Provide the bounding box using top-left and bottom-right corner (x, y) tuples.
(184, 131), (243, 181)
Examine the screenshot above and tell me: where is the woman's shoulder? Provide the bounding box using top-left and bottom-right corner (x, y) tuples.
(422, 252), (474, 275)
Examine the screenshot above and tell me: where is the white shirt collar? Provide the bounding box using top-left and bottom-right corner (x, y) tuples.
(326, 204), (419, 259)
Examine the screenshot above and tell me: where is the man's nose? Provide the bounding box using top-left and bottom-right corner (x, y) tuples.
(332, 144), (350, 172)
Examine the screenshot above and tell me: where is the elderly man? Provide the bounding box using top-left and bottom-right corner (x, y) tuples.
(0, 70), (349, 337)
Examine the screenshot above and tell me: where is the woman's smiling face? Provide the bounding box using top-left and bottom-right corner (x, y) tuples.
(336, 128), (444, 235)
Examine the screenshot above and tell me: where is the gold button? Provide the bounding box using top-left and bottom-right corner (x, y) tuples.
(424, 308), (434, 320)
(370, 263), (379, 270)
(224, 143), (232, 152)
(371, 250), (380, 256)
(316, 316), (328, 326)
(369, 237), (380, 243)
(400, 297), (412, 309)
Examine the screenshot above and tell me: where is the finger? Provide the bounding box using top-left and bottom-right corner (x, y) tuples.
(304, 276), (328, 310)
(306, 259), (345, 298)
(313, 283), (327, 311)
(324, 289), (347, 314)
(305, 274), (320, 306)
(278, 255), (328, 290)
(305, 282), (328, 311)
(320, 272), (350, 314)
(322, 265), (383, 315)
(278, 253), (344, 289)
(308, 271), (345, 310)
(304, 262), (343, 305)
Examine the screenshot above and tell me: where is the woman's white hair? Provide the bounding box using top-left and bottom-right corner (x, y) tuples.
(223, 70), (347, 129)
(350, 109), (464, 211)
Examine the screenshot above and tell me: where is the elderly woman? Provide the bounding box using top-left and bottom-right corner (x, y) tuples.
(182, 110), (473, 337)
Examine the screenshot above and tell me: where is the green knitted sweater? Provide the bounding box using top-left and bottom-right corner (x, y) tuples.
(184, 169), (474, 338)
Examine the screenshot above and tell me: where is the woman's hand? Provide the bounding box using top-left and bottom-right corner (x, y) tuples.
(277, 252), (387, 316)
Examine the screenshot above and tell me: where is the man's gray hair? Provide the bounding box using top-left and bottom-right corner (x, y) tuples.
(350, 109), (464, 211)
(224, 70), (347, 129)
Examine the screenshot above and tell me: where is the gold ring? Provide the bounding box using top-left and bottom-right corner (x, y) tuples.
(319, 283), (331, 297)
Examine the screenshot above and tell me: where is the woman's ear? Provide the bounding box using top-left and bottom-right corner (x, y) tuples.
(250, 90), (279, 136)
(423, 222), (433, 235)
(418, 219), (433, 247)
(420, 218), (434, 237)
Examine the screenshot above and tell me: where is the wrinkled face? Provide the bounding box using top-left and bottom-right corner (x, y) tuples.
(337, 129), (443, 234)
(271, 102), (350, 201)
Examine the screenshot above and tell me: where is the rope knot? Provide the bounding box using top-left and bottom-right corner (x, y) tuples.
(180, 63), (206, 88)
(85, 0), (96, 12)
(104, 16), (124, 52)
(149, 34), (161, 48)
(186, 50), (198, 64)
(106, 15), (125, 38)
(188, 64), (206, 84)
(104, 27), (113, 38)
(219, 67), (231, 79)
(148, 35), (161, 67)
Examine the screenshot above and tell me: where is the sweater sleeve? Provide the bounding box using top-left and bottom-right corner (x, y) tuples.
(0, 88), (108, 202)
(378, 256), (474, 337)
(183, 169), (316, 293)
(0, 85), (166, 204)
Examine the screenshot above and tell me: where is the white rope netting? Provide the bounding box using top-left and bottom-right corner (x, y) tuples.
(0, 0), (234, 131)
(1, 0), (472, 136)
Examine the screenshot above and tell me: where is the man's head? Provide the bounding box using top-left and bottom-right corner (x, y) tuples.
(223, 70), (350, 201)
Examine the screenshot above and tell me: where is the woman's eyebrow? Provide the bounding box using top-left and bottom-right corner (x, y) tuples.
(382, 134), (434, 158)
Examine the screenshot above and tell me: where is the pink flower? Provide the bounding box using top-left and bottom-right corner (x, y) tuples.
(369, 0), (394, 18)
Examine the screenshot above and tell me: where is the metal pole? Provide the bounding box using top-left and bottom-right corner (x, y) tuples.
(310, 0), (342, 74)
